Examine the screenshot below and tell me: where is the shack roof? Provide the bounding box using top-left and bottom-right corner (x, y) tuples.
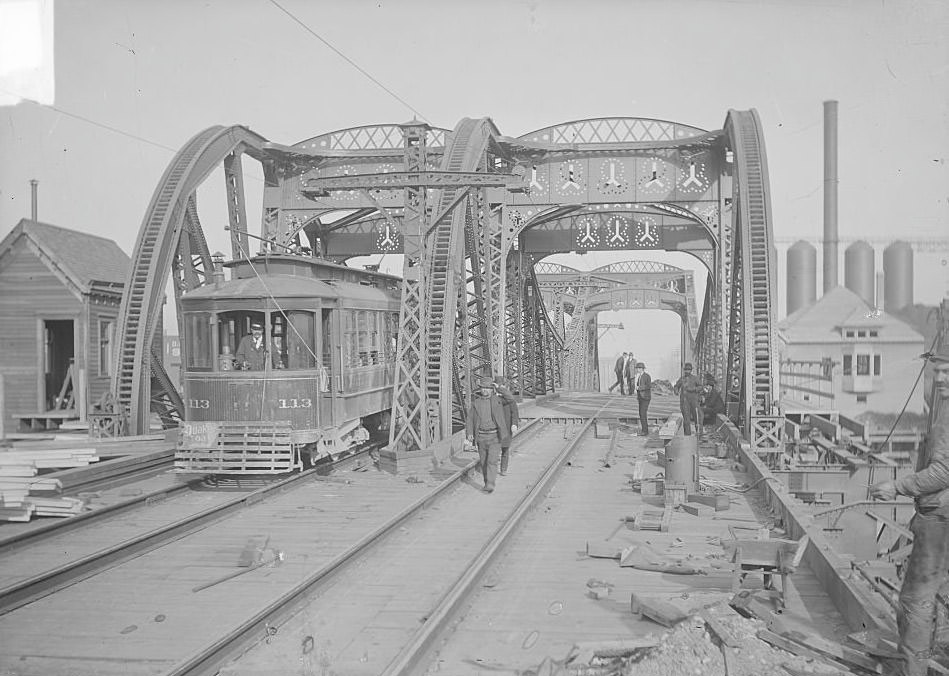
(0, 219), (129, 293)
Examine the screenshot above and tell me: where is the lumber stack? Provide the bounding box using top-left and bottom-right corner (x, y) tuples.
(0, 446), (96, 521)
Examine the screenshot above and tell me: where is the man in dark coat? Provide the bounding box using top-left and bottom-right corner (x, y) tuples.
(494, 376), (520, 476)
(700, 373), (726, 425)
(633, 362), (652, 436)
(625, 353), (637, 396)
(235, 322), (268, 370)
(673, 362), (702, 436)
(466, 376), (510, 493)
(871, 351), (949, 676)
(613, 352), (628, 394)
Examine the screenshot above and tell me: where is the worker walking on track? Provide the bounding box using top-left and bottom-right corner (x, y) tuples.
(466, 376), (510, 494)
(494, 375), (520, 476)
(871, 349), (949, 676)
(673, 362), (703, 436)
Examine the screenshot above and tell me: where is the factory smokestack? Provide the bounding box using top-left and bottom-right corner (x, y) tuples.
(30, 179), (38, 221)
(823, 100), (838, 293)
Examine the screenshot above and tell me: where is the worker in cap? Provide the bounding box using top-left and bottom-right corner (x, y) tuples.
(633, 362), (652, 436)
(466, 375), (509, 493)
(673, 362), (703, 436)
(493, 376), (520, 476)
(235, 321), (268, 370)
(871, 346), (949, 675)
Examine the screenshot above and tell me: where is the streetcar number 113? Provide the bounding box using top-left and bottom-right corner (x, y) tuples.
(278, 398), (312, 409)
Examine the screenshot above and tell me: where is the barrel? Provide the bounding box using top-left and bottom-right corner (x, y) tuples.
(665, 433), (698, 491)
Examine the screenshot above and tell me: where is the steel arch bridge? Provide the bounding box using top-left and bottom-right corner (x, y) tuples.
(110, 111), (780, 454)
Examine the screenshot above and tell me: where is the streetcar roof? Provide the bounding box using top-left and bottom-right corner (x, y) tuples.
(182, 274), (340, 300)
(181, 274), (396, 306)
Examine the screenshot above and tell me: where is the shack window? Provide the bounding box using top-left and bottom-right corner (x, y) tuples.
(185, 313), (212, 370)
(856, 354), (871, 376)
(98, 318), (115, 376)
(873, 354), (881, 376)
(844, 330), (855, 338)
(843, 355), (852, 376)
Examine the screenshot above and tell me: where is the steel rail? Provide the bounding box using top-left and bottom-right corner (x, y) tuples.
(0, 477), (200, 553)
(0, 444), (376, 615)
(163, 417), (546, 676)
(381, 415), (599, 676)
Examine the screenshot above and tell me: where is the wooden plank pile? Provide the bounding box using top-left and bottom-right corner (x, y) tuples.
(0, 445), (97, 521)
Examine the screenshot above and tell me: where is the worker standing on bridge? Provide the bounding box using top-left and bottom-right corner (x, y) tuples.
(494, 376), (519, 476)
(633, 362), (651, 436)
(466, 376), (509, 494)
(870, 350), (949, 676)
(674, 363), (702, 436)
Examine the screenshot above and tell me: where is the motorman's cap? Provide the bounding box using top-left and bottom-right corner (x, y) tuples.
(250, 322), (263, 330)
(684, 363), (693, 371)
(636, 362), (645, 369)
(479, 376), (496, 388)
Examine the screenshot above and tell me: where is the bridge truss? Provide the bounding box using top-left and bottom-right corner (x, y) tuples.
(111, 111), (780, 453)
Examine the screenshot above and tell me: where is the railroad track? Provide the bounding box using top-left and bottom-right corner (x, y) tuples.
(0, 410), (604, 676)
(0, 444), (378, 614)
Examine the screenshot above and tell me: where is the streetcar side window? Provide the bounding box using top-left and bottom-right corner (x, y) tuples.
(185, 312), (212, 370)
(384, 311), (399, 362)
(280, 310), (317, 369)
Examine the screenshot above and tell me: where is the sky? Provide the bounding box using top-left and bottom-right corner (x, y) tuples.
(1, 0), (947, 381)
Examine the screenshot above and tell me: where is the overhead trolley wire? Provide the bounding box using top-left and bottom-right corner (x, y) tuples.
(266, 0), (430, 123)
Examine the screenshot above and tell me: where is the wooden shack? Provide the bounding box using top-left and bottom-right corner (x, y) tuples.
(0, 219), (129, 434)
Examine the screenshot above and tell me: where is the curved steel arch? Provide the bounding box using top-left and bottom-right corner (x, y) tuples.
(722, 109), (778, 437)
(112, 125), (270, 434)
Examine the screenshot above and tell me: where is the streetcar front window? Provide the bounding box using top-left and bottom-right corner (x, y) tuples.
(185, 313), (212, 370)
(218, 311), (266, 371)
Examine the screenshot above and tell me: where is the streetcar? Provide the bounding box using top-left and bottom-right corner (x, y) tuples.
(174, 254), (401, 474)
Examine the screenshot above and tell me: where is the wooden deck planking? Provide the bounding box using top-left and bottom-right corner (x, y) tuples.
(217, 423), (579, 675)
(423, 425), (848, 675)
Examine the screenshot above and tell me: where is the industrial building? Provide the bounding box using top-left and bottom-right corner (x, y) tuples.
(778, 285), (925, 419)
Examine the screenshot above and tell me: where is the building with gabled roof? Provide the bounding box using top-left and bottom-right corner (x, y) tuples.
(0, 219), (130, 434)
(777, 285), (926, 421)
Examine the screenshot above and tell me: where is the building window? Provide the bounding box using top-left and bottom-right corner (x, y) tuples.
(856, 354), (871, 376)
(98, 318), (115, 376)
(873, 354), (881, 376)
(844, 330), (855, 338)
(869, 330), (878, 338)
(857, 330), (866, 338)
(857, 395), (867, 403)
(843, 355), (852, 376)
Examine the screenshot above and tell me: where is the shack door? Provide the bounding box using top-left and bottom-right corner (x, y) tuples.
(43, 319), (74, 410)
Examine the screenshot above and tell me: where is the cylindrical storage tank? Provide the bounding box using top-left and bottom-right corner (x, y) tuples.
(884, 240), (913, 312)
(665, 433), (698, 492)
(786, 240), (817, 315)
(845, 240), (875, 305)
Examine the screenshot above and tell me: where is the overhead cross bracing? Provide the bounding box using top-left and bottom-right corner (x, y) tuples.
(110, 111), (780, 453)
